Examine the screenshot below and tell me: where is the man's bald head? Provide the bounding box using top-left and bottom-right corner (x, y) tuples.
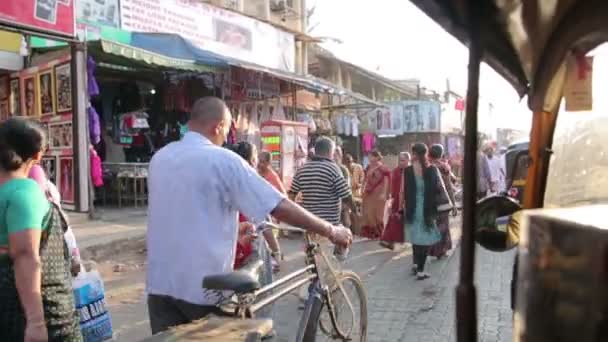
(189, 97), (232, 145)
(190, 97), (229, 125)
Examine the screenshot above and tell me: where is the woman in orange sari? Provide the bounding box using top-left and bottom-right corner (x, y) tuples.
(360, 150), (391, 239)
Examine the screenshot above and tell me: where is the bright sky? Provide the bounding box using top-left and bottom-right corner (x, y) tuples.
(307, 0), (532, 132)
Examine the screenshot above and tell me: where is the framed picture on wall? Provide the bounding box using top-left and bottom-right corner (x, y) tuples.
(58, 156), (74, 204)
(48, 121), (73, 150)
(9, 78), (20, 116)
(23, 76), (38, 117)
(38, 70), (55, 116)
(0, 75), (8, 100)
(54, 63), (71, 113)
(0, 100), (9, 121)
(42, 156), (57, 185)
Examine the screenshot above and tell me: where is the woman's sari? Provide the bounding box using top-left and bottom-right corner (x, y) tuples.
(381, 167), (406, 243)
(360, 164), (391, 239)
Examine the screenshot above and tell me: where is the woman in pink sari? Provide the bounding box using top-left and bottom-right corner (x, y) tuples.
(360, 150), (391, 239)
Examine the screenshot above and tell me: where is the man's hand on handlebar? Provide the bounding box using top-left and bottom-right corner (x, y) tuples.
(329, 225), (353, 248)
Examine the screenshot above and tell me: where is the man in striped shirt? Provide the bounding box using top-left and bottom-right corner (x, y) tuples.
(289, 137), (354, 225)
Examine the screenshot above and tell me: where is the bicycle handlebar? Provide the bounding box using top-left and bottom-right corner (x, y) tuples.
(256, 222), (306, 234)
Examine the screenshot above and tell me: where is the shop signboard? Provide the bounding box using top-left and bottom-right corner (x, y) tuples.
(0, 0), (75, 38)
(76, 0), (120, 29)
(120, 0), (296, 72)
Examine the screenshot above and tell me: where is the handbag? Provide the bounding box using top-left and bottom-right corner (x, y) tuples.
(436, 167), (454, 213)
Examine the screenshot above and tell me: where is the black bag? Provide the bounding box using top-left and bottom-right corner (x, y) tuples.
(436, 168), (454, 213)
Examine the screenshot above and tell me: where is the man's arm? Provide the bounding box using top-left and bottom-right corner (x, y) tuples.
(226, 157), (351, 246)
(271, 199), (334, 237)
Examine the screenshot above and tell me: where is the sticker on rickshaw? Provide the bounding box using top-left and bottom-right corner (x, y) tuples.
(564, 54), (594, 112)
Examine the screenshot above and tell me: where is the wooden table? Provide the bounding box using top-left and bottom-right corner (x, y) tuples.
(141, 316), (273, 342)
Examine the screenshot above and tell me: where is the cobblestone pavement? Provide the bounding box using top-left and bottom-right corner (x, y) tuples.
(361, 246), (515, 342)
(104, 217), (515, 342)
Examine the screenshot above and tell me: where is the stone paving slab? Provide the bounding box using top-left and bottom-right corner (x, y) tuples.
(363, 244), (515, 342)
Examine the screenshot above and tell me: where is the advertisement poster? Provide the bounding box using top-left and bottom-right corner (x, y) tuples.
(9, 78), (20, 116)
(0, 0), (75, 37)
(375, 102), (405, 135)
(120, 0), (296, 72)
(48, 121), (72, 150)
(23, 76), (38, 117)
(54, 63), (71, 112)
(403, 101), (441, 133)
(42, 156), (57, 185)
(38, 69), (55, 116)
(76, 0), (119, 28)
(58, 156), (74, 204)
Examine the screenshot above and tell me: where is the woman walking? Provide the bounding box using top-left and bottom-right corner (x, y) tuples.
(0, 118), (82, 341)
(404, 143), (442, 280)
(379, 152), (411, 250)
(428, 144), (457, 259)
(360, 150), (391, 239)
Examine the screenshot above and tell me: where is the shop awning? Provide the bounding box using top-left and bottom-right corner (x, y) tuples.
(129, 33), (228, 68)
(88, 39), (223, 73)
(127, 32), (382, 107)
(226, 58), (384, 107)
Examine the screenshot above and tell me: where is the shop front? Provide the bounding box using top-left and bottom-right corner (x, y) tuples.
(0, 1), (87, 210)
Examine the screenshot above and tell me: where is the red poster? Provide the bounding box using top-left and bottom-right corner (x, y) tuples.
(0, 0), (75, 38)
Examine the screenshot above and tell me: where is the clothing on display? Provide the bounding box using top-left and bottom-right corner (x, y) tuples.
(88, 105), (101, 145)
(335, 115), (345, 135)
(87, 57), (100, 97)
(296, 113), (317, 132)
(260, 100), (272, 123)
(362, 133), (376, 153)
(344, 115), (352, 136)
(352, 115), (361, 136)
(113, 111), (150, 144)
(273, 98), (286, 121)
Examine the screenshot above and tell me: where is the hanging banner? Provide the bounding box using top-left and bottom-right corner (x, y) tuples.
(76, 0), (120, 29)
(403, 101), (441, 133)
(375, 102), (404, 136)
(0, 0), (75, 38)
(120, 0), (296, 72)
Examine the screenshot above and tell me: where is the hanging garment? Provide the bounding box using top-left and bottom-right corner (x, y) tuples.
(344, 114), (352, 136)
(362, 133), (376, 153)
(335, 115), (345, 135)
(352, 115), (361, 136)
(90, 148), (104, 187)
(260, 100), (272, 123)
(274, 98), (286, 121)
(87, 105), (101, 144)
(247, 104), (260, 145)
(87, 57), (100, 96)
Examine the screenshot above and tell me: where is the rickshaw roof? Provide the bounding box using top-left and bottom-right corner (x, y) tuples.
(410, 0), (608, 108)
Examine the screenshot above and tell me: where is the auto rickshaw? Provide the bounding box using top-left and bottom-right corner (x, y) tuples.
(409, 1), (608, 341)
(504, 141), (528, 202)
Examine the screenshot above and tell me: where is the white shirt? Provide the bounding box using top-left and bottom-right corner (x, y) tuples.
(146, 132), (285, 305)
(487, 155), (503, 191)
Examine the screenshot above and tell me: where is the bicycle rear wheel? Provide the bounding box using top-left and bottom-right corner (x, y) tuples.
(318, 271), (368, 341)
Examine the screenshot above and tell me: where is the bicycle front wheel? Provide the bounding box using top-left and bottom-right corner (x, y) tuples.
(318, 271), (368, 341)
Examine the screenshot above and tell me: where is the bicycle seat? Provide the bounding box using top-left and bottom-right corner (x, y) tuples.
(202, 259), (264, 293)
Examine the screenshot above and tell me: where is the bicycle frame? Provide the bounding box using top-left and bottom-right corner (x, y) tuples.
(223, 225), (349, 341)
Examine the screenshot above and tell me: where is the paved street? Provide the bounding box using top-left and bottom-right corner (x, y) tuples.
(77, 214), (515, 342)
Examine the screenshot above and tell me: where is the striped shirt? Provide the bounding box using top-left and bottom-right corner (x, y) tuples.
(290, 157), (351, 225)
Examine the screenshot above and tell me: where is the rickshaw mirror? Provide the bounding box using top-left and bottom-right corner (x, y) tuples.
(475, 195), (522, 252)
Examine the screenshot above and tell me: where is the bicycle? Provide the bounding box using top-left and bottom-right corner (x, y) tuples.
(202, 222), (368, 342)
